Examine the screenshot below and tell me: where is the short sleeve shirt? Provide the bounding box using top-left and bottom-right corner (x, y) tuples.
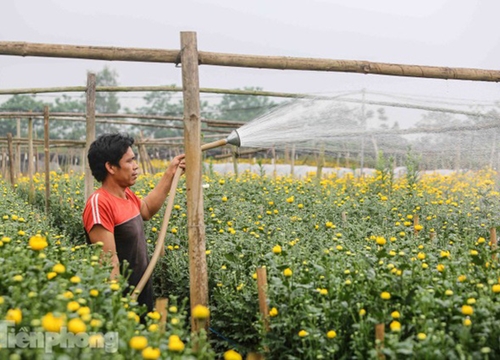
(83, 187), (153, 310)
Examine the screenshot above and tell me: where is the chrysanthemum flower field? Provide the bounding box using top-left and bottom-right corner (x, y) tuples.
(3, 165), (500, 359)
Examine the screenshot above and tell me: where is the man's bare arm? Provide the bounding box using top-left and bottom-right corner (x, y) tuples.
(141, 154), (185, 220)
(88, 225), (120, 280)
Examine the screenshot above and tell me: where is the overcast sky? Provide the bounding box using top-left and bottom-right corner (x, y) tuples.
(1, 0), (500, 111)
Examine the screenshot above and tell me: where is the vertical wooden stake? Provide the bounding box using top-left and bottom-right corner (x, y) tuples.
(35, 147), (39, 174)
(181, 31), (208, 333)
(80, 147), (86, 174)
(375, 323), (385, 359)
(342, 212), (347, 223)
(1, 149), (5, 179)
(490, 227), (497, 260)
(272, 146), (277, 180)
(85, 72), (96, 201)
(28, 117), (34, 203)
(7, 133), (15, 185)
(232, 146), (238, 177)
(155, 297), (168, 333)
(257, 267), (270, 332)
(413, 214), (420, 235)
(430, 231), (436, 243)
(44, 106), (50, 214)
(317, 142), (325, 181)
(16, 118), (21, 176)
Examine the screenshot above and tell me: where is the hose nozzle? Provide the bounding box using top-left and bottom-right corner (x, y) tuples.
(201, 130), (241, 151)
(226, 130), (241, 147)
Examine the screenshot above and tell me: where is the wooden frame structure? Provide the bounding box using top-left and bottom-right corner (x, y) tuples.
(1, 33), (500, 331)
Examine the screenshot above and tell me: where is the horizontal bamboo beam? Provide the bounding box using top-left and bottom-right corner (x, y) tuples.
(199, 51), (500, 82)
(0, 41), (179, 63)
(0, 111), (245, 127)
(0, 94), (496, 122)
(0, 41), (499, 82)
(0, 136), (229, 148)
(0, 85), (304, 98)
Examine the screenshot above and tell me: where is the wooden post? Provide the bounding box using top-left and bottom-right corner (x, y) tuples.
(138, 131), (147, 174)
(342, 212), (347, 223)
(1, 149), (5, 179)
(375, 323), (385, 359)
(257, 267), (270, 332)
(430, 231), (436, 242)
(490, 228), (497, 260)
(317, 142), (325, 180)
(85, 73), (96, 200)
(232, 146), (238, 177)
(27, 118), (34, 203)
(272, 146), (277, 179)
(44, 106), (50, 214)
(413, 214), (420, 235)
(16, 119), (21, 176)
(181, 31), (208, 332)
(80, 147), (86, 173)
(154, 297), (168, 333)
(35, 147), (39, 174)
(139, 146), (147, 174)
(7, 133), (15, 185)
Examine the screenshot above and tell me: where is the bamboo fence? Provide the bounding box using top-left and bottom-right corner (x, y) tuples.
(1, 32), (500, 335)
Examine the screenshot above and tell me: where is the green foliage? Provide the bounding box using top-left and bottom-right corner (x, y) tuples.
(404, 147), (421, 191)
(17, 165), (500, 359)
(0, 95), (47, 137)
(0, 179), (215, 359)
(215, 87), (278, 121)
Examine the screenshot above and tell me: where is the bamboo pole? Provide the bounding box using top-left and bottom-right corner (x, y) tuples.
(35, 146), (39, 173)
(0, 85), (305, 98)
(272, 146), (277, 180)
(84, 73), (96, 201)
(1, 149), (5, 179)
(16, 119), (21, 176)
(80, 147), (86, 174)
(27, 118), (34, 203)
(181, 31), (208, 333)
(138, 133), (148, 174)
(2, 41), (500, 82)
(232, 146), (238, 177)
(154, 298), (168, 333)
(6, 133), (15, 185)
(490, 227), (497, 252)
(0, 111), (245, 128)
(1, 111), (499, 135)
(256, 267), (270, 332)
(44, 106), (50, 214)
(375, 323), (385, 359)
(317, 142), (325, 180)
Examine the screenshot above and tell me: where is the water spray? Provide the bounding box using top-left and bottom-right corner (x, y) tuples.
(132, 130), (241, 300)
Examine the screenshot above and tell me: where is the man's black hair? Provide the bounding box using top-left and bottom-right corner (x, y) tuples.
(87, 133), (135, 182)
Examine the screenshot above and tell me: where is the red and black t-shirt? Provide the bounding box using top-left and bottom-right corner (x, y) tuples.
(83, 187), (153, 311)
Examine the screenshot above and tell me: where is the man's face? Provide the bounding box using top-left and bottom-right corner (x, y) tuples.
(113, 147), (139, 187)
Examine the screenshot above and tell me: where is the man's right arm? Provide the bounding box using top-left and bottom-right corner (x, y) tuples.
(88, 224), (120, 280)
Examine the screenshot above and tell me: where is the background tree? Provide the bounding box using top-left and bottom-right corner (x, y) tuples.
(94, 66), (121, 134)
(49, 94), (86, 139)
(137, 88), (210, 139)
(213, 87), (278, 121)
(0, 95), (46, 137)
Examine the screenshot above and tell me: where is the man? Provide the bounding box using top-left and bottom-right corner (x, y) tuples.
(83, 133), (185, 311)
